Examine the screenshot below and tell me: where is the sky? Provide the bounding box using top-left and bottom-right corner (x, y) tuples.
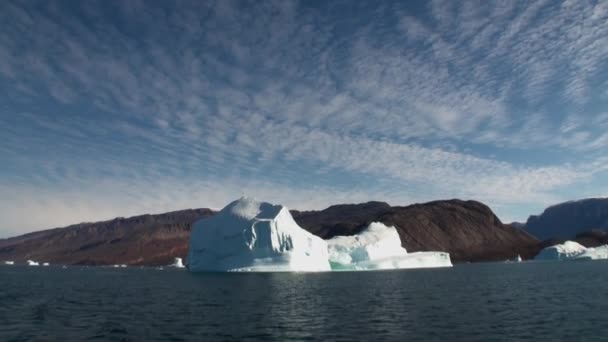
(1, 0), (608, 237)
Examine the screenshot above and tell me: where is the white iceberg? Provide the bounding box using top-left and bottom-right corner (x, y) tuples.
(327, 222), (452, 270)
(535, 241), (608, 261)
(42, 262), (50, 266)
(505, 254), (523, 263)
(187, 197), (331, 272)
(3, 261), (14, 265)
(27, 260), (40, 266)
(169, 257), (185, 268)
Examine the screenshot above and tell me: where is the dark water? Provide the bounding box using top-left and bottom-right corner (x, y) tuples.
(1, 262), (608, 341)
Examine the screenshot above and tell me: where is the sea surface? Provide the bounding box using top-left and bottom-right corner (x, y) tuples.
(1, 261), (607, 341)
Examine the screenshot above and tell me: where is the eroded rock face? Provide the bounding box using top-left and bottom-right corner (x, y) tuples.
(525, 198), (608, 240)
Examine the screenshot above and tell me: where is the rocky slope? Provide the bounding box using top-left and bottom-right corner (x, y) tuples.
(293, 200), (539, 262)
(525, 198), (608, 240)
(0, 199), (539, 265)
(0, 209), (214, 266)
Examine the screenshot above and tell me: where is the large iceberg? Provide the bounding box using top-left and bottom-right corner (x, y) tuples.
(327, 222), (452, 270)
(187, 197), (331, 272)
(535, 241), (608, 261)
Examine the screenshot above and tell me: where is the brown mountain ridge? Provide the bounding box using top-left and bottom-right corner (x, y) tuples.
(0, 199), (540, 265)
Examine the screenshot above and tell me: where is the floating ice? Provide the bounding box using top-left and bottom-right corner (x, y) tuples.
(27, 260), (39, 266)
(42, 262), (50, 266)
(4, 261), (14, 265)
(535, 241), (608, 261)
(187, 197), (331, 272)
(327, 222), (452, 270)
(169, 257), (185, 268)
(505, 255), (523, 263)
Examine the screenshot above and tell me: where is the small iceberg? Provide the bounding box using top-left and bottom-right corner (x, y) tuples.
(535, 241), (608, 261)
(187, 197), (331, 272)
(3, 261), (14, 265)
(113, 264), (128, 268)
(42, 262), (50, 266)
(505, 255), (523, 263)
(27, 260), (40, 266)
(169, 257), (185, 268)
(326, 222), (452, 271)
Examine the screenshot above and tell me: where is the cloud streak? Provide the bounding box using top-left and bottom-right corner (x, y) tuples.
(1, 0), (608, 235)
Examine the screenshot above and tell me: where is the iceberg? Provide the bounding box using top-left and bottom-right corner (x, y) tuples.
(535, 241), (608, 261)
(504, 255), (523, 263)
(327, 222), (452, 270)
(4, 261), (14, 265)
(169, 257), (185, 268)
(27, 260), (39, 266)
(187, 197), (331, 272)
(42, 262), (50, 266)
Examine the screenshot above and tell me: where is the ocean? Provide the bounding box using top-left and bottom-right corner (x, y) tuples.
(1, 261), (607, 341)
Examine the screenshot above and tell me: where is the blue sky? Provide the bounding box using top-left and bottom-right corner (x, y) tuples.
(1, 0), (608, 237)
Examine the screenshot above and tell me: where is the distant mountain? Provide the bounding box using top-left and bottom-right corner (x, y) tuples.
(509, 222), (526, 229)
(525, 198), (608, 240)
(0, 199), (540, 265)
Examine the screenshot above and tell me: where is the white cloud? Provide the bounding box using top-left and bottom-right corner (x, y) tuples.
(1, 0), (608, 235)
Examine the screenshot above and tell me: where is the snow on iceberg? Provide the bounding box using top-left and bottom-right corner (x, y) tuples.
(535, 241), (608, 261)
(187, 197), (331, 272)
(169, 257), (185, 268)
(27, 260), (40, 266)
(327, 222), (452, 270)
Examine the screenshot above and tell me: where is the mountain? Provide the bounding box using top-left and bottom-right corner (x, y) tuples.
(0, 209), (214, 266)
(290, 201), (392, 238)
(0, 199), (539, 265)
(294, 200), (539, 262)
(525, 198), (608, 240)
